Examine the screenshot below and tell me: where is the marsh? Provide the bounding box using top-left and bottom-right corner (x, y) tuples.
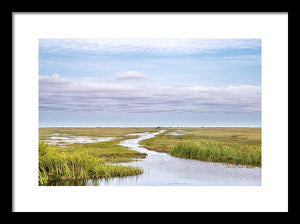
(39, 127), (261, 186)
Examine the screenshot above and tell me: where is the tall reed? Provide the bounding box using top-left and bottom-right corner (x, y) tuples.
(170, 140), (261, 167)
(39, 141), (143, 185)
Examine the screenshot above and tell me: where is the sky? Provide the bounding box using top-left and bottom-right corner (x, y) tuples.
(39, 38), (261, 127)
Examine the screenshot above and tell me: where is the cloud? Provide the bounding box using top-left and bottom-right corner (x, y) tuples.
(218, 55), (261, 66)
(115, 71), (148, 80)
(39, 38), (261, 56)
(39, 74), (261, 113)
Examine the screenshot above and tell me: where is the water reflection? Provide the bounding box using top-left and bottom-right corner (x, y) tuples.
(86, 175), (144, 186)
(44, 133), (116, 147)
(46, 178), (90, 186)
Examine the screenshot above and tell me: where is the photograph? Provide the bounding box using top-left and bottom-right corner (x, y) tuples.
(13, 13), (288, 212)
(38, 38), (262, 186)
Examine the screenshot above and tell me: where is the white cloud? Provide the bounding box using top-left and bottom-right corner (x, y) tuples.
(39, 38), (261, 55)
(39, 74), (261, 113)
(115, 71), (148, 80)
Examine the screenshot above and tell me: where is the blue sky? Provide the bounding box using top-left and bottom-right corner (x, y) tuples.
(39, 38), (261, 127)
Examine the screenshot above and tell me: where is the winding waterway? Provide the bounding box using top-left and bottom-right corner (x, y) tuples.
(87, 130), (261, 186)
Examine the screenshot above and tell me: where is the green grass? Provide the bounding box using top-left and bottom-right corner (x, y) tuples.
(60, 137), (146, 163)
(39, 127), (159, 140)
(39, 139), (144, 185)
(140, 128), (261, 167)
(170, 140), (261, 167)
(38, 127), (160, 185)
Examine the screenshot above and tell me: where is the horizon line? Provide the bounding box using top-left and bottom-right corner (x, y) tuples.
(39, 126), (261, 128)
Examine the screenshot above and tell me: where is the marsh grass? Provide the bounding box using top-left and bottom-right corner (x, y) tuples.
(60, 137), (146, 163)
(39, 128), (153, 185)
(141, 128), (261, 167)
(39, 141), (143, 185)
(39, 127), (159, 140)
(170, 140), (261, 167)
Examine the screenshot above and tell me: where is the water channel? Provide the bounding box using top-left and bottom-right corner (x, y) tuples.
(86, 130), (261, 186)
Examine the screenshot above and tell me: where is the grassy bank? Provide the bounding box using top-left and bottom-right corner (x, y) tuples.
(39, 127), (159, 140)
(140, 128), (261, 167)
(39, 141), (143, 185)
(170, 140), (261, 167)
(60, 137), (146, 163)
(38, 127), (158, 185)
